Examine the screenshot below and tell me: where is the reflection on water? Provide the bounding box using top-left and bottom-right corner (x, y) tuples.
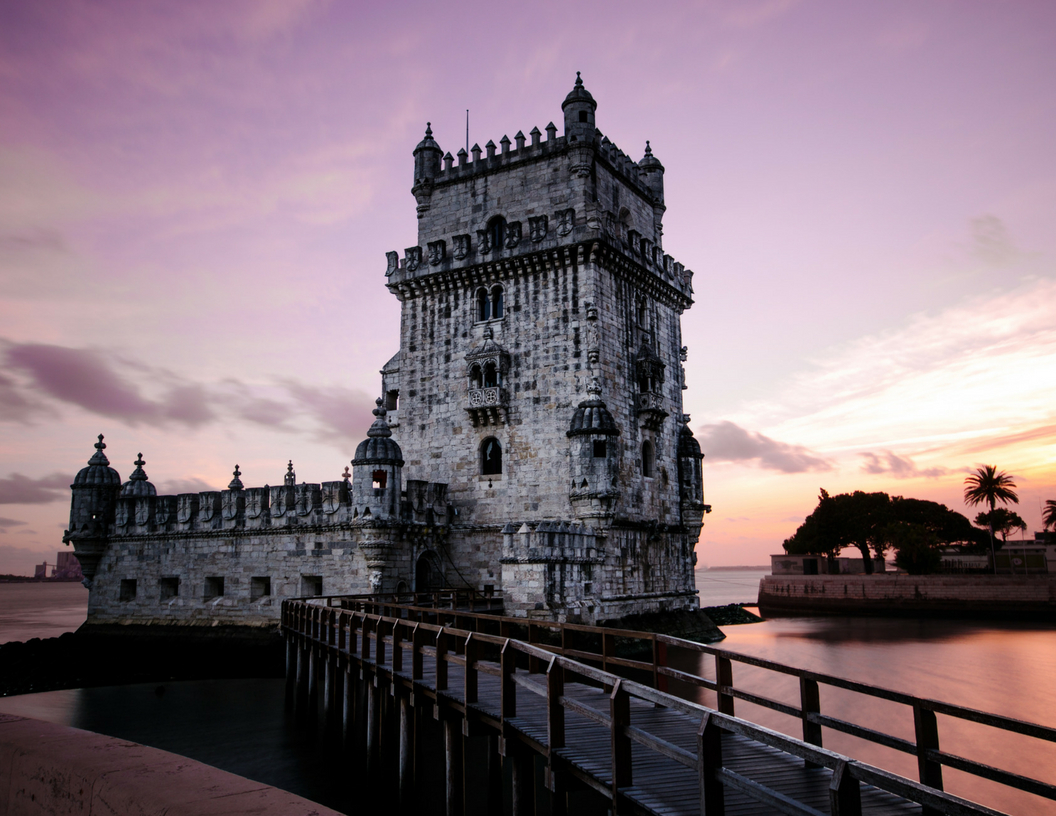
(671, 615), (1056, 815)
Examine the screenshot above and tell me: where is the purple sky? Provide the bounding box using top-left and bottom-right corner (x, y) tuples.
(1, 0), (1054, 574)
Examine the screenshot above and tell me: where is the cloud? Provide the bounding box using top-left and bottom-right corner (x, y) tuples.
(970, 214), (1017, 267)
(859, 450), (950, 479)
(282, 381), (378, 443)
(0, 473), (72, 504)
(697, 421), (833, 473)
(155, 477), (219, 495)
(0, 516), (27, 529)
(0, 371), (46, 422)
(14, 529), (37, 535)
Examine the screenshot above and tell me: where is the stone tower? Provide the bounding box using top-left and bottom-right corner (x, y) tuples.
(383, 74), (706, 621)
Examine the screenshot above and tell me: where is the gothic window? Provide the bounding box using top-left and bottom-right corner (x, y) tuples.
(481, 437), (502, 475)
(483, 361), (499, 388)
(642, 441), (654, 478)
(475, 285), (505, 322)
(491, 285), (504, 318)
(477, 288), (491, 321)
(469, 363), (483, 389)
(488, 216), (507, 251)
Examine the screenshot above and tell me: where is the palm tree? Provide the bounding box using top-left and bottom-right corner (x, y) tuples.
(1044, 500), (1056, 532)
(964, 465), (1019, 574)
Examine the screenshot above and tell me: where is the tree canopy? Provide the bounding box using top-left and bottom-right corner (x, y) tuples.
(974, 508), (1027, 545)
(783, 490), (979, 574)
(1044, 500), (1056, 532)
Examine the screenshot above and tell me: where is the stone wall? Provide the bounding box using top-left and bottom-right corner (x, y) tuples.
(759, 574), (1056, 618)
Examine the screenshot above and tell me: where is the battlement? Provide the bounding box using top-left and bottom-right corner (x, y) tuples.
(90, 469), (451, 538)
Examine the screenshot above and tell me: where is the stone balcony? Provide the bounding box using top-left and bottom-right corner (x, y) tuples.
(636, 391), (668, 430)
(466, 387), (508, 426)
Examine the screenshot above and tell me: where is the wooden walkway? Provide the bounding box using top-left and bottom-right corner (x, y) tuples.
(282, 597), (1024, 816)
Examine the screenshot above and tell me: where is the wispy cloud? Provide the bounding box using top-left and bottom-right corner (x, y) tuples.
(697, 420), (832, 473)
(0, 473), (72, 504)
(859, 450), (949, 479)
(0, 516), (27, 529)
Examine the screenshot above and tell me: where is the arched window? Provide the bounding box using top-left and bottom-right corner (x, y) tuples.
(491, 285), (504, 318)
(476, 288), (491, 321)
(483, 361), (499, 388)
(642, 441), (654, 478)
(469, 364), (483, 389)
(481, 437), (502, 475)
(488, 217), (507, 251)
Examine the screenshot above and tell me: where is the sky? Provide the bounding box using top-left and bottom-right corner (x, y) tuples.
(0, 0), (1054, 574)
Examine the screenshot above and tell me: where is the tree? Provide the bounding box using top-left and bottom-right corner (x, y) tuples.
(974, 508), (1027, 545)
(1044, 500), (1056, 532)
(963, 465), (1018, 573)
(783, 489), (892, 574)
(889, 522), (943, 575)
(783, 489), (843, 570)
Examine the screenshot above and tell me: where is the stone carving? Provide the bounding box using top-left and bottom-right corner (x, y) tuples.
(270, 485), (289, 517)
(155, 496), (175, 525)
(427, 240), (445, 266)
(245, 488), (267, 519)
(135, 498), (151, 526)
(476, 229), (492, 254)
(321, 481), (345, 514)
(199, 492), (219, 522)
(405, 246), (422, 272)
(453, 234), (470, 259)
(222, 492), (239, 520)
(385, 251), (399, 277)
(115, 500), (130, 527)
(295, 483), (314, 516)
(176, 494), (197, 523)
(529, 215), (548, 242)
(557, 208), (574, 236)
(504, 221), (521, 249)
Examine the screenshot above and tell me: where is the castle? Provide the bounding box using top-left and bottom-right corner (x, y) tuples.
(63, 75), (708, 627)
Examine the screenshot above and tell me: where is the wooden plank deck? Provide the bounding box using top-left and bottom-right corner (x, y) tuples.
(351, 637), (923, 816)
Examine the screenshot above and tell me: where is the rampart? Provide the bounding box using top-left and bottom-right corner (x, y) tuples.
(0, 714), (339, 815)
(759, 574), (1056, 618)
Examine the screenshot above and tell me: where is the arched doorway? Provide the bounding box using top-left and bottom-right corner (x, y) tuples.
(415, 551), (444, 592)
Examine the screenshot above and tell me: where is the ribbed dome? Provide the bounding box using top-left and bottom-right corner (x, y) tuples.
(567, 380), (620, 437)
(561, 72), (596, 110)
(414, 122), (441, 154)
(353, 399), (404, 465)
(638, 140), (663, 171)
(74, 435), (121, 488)
(120, 453), (157, 498)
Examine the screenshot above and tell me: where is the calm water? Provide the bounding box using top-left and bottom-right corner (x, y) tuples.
(695, 566), (767, 606)
(0, 582), (88, 643)
(2, 579), (1053, 814)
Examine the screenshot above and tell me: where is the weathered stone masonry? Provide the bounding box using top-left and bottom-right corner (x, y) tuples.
(63, 75), (708, 627)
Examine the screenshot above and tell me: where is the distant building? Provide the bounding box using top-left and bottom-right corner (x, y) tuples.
(52, 552), (83, 580)
(63, 75), (708, 628)
(33, 562), (47, 580)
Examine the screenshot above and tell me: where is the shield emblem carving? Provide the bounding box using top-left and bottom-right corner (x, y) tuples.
(405, 246), (422, 272)
(135, 497), (152, 526)
(321, 481), (344, 514)
(222, 492), (238, 520)
(453, 234), (470, 259)
(199, 492), (219, 522)
(476, 229), (492, 254)
(557, 208), (574, 236)
(427, 240), (445, 266)
(270, 485), (288, 517)
(156, 496), (175, 525)
(385, 250), (399, 276)
(115, 500), (130, 527)
(245, 487), (267, 519)
(295, 483), (314, 516)
(505, 221), (521, 249)
(529, 215), (548, 242)
(177, 494), (197, 523)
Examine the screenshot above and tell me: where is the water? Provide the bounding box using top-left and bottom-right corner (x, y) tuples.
(0, 582), (88, 643)
(695, 566), (767, 607)
(2, 578), (1053, 814)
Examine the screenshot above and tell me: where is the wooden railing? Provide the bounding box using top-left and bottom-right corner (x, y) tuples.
(282, 597), (1055, 815)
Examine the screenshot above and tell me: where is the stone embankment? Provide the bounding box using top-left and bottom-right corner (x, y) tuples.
(759, 574), (1056, 618)
(0, 714), (339, 815)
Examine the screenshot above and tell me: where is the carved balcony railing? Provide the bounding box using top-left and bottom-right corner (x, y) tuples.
(636, 391), (668, 430)
(466, 387), (508, 426)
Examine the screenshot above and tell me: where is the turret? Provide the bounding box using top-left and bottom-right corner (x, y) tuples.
(117, 453), (157, 528)
(412, 123), (443, 220)
(638, 141), (666, 242)
(64, 434), (121, 588)
(561, 72), (597, 143)
(567, 379), (621, 522)
(677, 415), (707, 531)
(351, 398), (404, 521)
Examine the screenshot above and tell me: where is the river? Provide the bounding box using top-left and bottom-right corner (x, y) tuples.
(1, 574), (1053, 814)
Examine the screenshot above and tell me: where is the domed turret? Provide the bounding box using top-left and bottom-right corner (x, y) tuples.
(65, 435), (122, 588)
(413, 122), (443, 187)
(562, 72), (597, 143)
(567, 380), (620, 522)
(120, 453), (156, 498)
(638, 141), (666, 240)
(677, 415), (706, 528)
(352, 398), (404, 520)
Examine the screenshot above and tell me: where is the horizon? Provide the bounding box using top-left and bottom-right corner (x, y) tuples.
(1, 1), (1054, 575)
